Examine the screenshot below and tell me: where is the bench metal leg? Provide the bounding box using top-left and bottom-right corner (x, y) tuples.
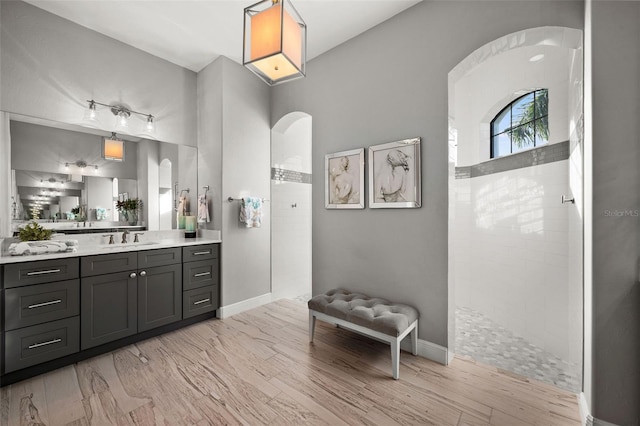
(309, 311), (316, 343)
(391, 338), (400, 380)
(411, 322), (418, 356)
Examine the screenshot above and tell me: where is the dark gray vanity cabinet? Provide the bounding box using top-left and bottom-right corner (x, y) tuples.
(80, 248), (183, 348)
(80, 252), (138, 350)
(137, 248), (182, 332)
(182, 244), (219, 319)
(2, 258), (80, 373)
(2, 242), (219, 384)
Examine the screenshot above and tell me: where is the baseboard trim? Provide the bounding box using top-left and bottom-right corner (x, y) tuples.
(579, 392), (620, 426)
(401, 337), (449, 365)
(218, 292), (272, 318)
(579, 392), (593, 426)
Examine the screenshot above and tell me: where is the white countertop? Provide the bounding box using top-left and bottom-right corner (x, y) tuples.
(0, 229), (221, 264)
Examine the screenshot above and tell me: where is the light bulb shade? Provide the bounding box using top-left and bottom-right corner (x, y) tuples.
(243, 0), (306, 86)
(103, 137), (125, 161)
(146, 115), (155, 132)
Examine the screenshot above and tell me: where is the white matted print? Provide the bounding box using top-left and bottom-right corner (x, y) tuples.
(325, 148), (365, 209)
(369, 138), (421, 208)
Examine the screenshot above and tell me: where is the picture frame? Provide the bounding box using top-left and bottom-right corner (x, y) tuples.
(325, 148), (365, 209)
(368, 137), (421, 208)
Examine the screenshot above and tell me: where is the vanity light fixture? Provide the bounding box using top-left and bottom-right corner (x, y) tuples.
(243, 0), (306, 86)
(103, 132), (125, 162)
(86, 100), (155, 133)
(65, 160), (99, 174)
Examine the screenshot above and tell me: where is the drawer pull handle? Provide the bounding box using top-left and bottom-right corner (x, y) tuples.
(192, 251), (211, 256)
(194, 272), (211, 277)
(194, 298), (210, 305)
(26, 269), (61, 276)
(27, 299), (62, 309)
(139, 271), (147, 277)
(28, 338), (62, 349)
(130, 272), (137, 279)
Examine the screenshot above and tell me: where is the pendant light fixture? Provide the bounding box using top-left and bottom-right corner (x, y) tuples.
(103, 132), (125, 162)
(243, 0), (306, 86)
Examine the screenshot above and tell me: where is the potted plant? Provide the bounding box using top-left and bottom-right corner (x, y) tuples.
(116, 198), (143, 225)
(18, 221), (54, 242)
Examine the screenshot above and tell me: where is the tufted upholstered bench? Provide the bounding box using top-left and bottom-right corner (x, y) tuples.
(308, 288), (419, 379)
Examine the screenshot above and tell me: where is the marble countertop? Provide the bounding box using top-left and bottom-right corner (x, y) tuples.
(0, 229), (221, 265)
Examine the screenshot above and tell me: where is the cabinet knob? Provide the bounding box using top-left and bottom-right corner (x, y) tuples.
(139, 271), (147, 277)
(130, 272), (137, 279)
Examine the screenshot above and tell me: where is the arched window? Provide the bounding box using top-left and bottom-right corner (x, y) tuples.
(490, 89), (548, 158)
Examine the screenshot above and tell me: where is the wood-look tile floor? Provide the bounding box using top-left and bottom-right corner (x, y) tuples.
(0, 299), (581, 426)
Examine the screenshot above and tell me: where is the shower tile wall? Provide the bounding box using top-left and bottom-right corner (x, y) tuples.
(455, 160), (571, 362)
(271, 117), (312, 301)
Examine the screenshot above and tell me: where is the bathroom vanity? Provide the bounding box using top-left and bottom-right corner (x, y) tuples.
(0, 233), (220, 386)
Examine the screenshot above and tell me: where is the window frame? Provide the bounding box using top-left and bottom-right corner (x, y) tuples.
(490, 89), (548, 159)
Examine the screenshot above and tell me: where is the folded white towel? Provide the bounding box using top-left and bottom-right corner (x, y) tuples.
(239, 197), (263, 228)
(9, 240), (78, 256)
(197, 194), (210, 223)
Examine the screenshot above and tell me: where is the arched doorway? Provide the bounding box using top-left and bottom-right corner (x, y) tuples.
(448, 27), (584, 392)
(271, 112), (313, 301)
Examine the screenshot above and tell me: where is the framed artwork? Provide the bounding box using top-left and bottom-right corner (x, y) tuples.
(368, 137), (421, 208)
(325, 148), (365, 209)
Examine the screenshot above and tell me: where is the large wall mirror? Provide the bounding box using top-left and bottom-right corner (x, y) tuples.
(7, 113), (197, 233)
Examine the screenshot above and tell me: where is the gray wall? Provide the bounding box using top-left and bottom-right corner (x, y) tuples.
(197, 58), (224, 231)
(271, 0), (584, 347)
(198, 56), (272, 307)
(0, 1), (197, 146)
(590, 2), (640, 424)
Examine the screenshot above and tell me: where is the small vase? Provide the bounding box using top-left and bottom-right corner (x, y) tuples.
(124, 210), (138, 226)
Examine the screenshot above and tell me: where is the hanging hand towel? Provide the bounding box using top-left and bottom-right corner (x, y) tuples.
(197, 193), (210, 223)
(177, 195), (188, 216)
(239, 197), (263, 228)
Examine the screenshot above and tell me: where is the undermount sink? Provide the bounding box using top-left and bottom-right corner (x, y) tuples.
(100, 242), (158, 249)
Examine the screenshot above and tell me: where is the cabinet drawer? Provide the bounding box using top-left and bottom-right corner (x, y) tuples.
(5, 316), (80, 373)
(3, 258), (79, 288)
(182, 244), (219, 263)
(81, 252), (137, 277)
(183, 286), (219, 319)
(138, 247), (181, 269)
(183, 259), (219, 291)
(5, 279), (80, 331)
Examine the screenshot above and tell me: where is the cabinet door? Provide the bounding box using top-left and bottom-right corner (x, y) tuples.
(138, 264), (182, 332)
(81, 271), (137, 350)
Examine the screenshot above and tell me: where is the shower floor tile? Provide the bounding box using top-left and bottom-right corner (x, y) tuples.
(456, 306), (581, 393)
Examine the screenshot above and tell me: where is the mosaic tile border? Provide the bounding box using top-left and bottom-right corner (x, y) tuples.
(271, 167), (312, 184)
(456, 140), (569, 179)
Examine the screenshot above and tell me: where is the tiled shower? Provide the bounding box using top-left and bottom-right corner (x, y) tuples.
(449, 28), (583, 393)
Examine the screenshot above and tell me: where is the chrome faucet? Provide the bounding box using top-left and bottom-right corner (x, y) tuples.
(121, 230), (130, 244)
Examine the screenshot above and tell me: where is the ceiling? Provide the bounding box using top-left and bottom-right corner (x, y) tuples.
(24, 0), (422, 73)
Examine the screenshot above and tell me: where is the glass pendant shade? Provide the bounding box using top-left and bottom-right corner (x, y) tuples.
(243, 0), (306, 86)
